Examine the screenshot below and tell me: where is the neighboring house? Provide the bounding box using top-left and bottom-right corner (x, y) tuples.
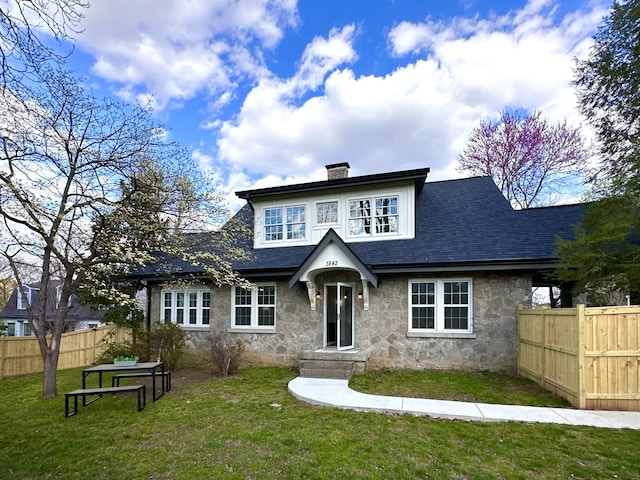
(132, 164), (584, 373)
(0, 280), (105, 336)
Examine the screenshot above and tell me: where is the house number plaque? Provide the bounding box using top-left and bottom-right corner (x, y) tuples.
(325, 260), (338, 266)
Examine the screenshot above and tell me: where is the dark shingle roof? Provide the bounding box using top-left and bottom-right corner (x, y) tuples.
(0, 281), (105, 322)
(238, 177), (583, 270)
(132, 176), (585, 279)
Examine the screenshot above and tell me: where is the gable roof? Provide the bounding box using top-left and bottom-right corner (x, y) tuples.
(288, 229), (378, 287)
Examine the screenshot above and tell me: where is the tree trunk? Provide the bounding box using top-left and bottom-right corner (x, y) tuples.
(42, 347), (60, 398)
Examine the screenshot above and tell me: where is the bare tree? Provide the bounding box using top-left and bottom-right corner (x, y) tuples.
(0, 259), (16, 310)
(0, 69), (247, 398)
(0, 0), (88, 90)
(457, 109), (590, 208)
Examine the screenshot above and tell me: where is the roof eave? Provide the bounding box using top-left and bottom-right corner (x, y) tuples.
(236, 167), (430, 200)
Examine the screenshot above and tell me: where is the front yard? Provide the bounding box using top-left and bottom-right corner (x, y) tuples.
(1, 365), (639, 479)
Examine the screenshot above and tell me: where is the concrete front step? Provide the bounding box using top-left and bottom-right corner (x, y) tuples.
(299, 359), (354, 379)
(299, 367), (352, 379)
(300, 359), (354, 370)
(298, 347), (374, 379)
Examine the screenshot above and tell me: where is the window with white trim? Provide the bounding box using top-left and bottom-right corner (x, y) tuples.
(161, 288), (211, 327)
(55, 285), (73, 308)
(409, 279), (472, 333)
(264, 205), (306, 241)
(16, 286), (38, 310)
(232, 284), (276, 329)
(349, 196), (398, 236)
(316, 201), (338, 224)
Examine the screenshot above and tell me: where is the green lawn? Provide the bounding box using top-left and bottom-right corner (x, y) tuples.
(349, 369), (571, 407)
(1, 366), (639, 480)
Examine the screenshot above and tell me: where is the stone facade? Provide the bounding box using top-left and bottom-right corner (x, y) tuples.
(149, 271), (532, 373)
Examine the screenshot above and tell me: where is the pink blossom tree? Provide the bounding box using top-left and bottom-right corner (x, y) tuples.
(457, 109), (590, 208)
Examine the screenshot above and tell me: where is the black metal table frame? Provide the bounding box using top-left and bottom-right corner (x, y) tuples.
(81, 362), (166, 406)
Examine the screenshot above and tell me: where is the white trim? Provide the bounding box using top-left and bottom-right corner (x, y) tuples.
(161, 287), (211, 328)
(315, 200), (340, 225)
(262, 202), (309, 244)
(252, 183), (415, 248)
(408, 278), (474, 334)
(323, 282), (355, 349)
(347, 194), (400, 238)
(231, 283), (277, 331)
(17, 286), (37, 310)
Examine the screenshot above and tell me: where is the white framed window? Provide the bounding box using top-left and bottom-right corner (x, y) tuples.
(316, 201), (338, 224)
(408, 279), (473, 333)
(55, 285), (73, 308)
(17, 286), (38, 310)
(264, 205), (306, 241)
(22, 322), (32, 336)
(232, 284), (276, 329)
(264, 207), (283, 241)
(349, 195), (399, 236)
(286, 205), (306, 239)
(161, 287), (211, 327)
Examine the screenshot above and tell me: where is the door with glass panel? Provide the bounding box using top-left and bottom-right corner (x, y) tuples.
(324, 283), (354, 350)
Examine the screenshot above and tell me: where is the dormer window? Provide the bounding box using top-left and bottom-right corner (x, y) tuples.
(349, 196), (399, 236)
(316, 201), (338, 224)
(55, 285), (73, 308)
(287, 205), (306, 239)
(264, 205), (306, 241)
(17, 286), (37, 310)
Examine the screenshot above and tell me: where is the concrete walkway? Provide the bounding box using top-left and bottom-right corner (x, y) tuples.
(288, 376), (640, 430)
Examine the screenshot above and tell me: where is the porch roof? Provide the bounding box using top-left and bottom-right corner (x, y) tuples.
(288, 229), (378, 288)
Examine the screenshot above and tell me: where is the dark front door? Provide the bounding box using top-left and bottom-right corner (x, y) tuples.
(325, 283), (354, 350)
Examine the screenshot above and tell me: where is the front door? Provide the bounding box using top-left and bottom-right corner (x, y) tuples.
(324, 283), (354, 350)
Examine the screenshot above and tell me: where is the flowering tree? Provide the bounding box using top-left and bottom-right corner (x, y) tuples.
(457, 109), (590, 208)
(0, 69), (248, 398)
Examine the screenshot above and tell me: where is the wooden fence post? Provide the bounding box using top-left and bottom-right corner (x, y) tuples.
(0, 336), (5, 380)
(541, 307), (547, 390)
(517, 304), (522, 376)
(577, 303), (586, 409)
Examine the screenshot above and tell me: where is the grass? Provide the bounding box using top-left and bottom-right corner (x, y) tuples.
(1, 365), (639, 479)
(349, 369), (571, 407)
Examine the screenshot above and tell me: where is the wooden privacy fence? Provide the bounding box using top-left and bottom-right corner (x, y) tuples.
(0, 325), (130, 380)
(518, 305), (640, 411)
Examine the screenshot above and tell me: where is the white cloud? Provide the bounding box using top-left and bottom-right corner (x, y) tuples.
(75, 0), (298, 109)
(213, 0), (608, 188)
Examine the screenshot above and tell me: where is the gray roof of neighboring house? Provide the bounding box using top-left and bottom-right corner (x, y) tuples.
(0, 281), (105, 322)
(131, 175), (585, 280)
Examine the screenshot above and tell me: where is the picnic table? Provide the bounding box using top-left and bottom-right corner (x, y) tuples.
(82, 361), (167, 403)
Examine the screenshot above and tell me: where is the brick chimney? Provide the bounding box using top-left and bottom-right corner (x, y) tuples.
(326, 162), (350, 180)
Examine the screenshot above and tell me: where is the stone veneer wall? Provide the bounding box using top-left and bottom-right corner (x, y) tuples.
(360, 273), (532, 372)
(149, 271), (532, 372)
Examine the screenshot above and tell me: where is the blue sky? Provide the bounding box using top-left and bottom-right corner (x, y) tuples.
(52, 0), (609, 210)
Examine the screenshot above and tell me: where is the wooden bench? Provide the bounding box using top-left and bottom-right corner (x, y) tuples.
(111, 371), (172, 391)
(65, 384), (146, 417)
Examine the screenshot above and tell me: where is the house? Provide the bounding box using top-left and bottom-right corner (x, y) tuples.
(132, 163), (584, 374)
(0, 280), (105, 336)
